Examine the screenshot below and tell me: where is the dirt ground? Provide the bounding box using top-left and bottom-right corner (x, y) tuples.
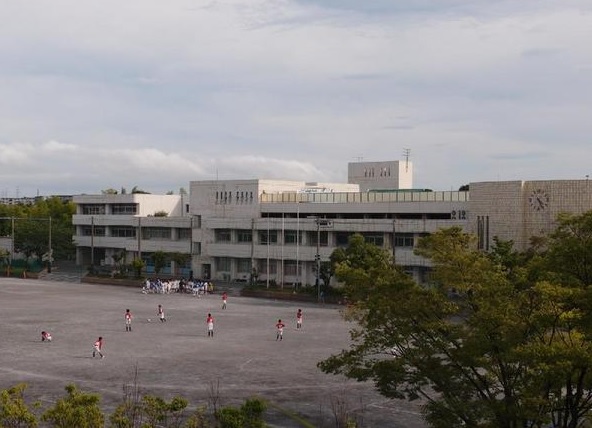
(0, 278), (426, 427)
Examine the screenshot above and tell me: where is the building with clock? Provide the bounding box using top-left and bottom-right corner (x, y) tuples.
(468, 180), (592, 252)
(71, 161), (592, 286)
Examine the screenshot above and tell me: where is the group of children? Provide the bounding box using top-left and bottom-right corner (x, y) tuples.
(41, 292), (305, 358)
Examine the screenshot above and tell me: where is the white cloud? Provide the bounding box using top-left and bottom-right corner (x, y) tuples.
(0, 0), (590, 196)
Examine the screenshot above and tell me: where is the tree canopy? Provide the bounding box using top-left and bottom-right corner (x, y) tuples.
(0, 197), (76, 264)
(319, 214), (592, 428)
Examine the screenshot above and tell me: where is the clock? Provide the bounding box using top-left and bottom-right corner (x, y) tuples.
(528, 189), (549, 211)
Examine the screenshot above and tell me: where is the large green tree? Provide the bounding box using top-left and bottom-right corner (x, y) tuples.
(319, 226), (592, 427)
(0, 197), (75, 264)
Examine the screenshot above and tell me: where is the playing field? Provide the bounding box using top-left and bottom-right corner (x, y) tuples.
(0, 278), (425, 427)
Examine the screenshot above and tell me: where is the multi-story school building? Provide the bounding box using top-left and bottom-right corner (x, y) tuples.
(72, 160), (592, 285)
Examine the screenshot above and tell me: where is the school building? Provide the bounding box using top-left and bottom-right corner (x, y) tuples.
(71, 160), (592, 285)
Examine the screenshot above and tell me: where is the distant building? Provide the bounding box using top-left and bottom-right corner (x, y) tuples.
(70, 161), (592, 285)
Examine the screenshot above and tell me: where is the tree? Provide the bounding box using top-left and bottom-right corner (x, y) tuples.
(0, 248), (10, 270)
(42, 384), (104, 428)
(319, 226), (592, 427)
(151, 251), (168, 276)
(131, 186), (150, 194)
(170, 252), (191, 277)
(130, 259), (145, 278)
(0, 383), (38, 428)
(545, 211), (592, 286)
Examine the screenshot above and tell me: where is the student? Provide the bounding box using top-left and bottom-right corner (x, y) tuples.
(222, 292), (228, 310)
(276, 319), (285, 341)
(41, 331), (52, 342)
(158, 304), (166, 322)
(206, 313), (214, 337)
(296, 309), (303, 329)
(93, 337), (104, 358)
(125, 309), (133, 332)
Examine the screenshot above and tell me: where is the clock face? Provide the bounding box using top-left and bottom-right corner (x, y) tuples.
(529, 189), (549, 211)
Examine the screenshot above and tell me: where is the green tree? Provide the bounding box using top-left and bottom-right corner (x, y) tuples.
(215, 397), (266, 428)
(0, 383), (38, 428)
(319, 226), (592, 427)
(151, 251), (168, 276)
(42, 384), (104, 428)
(545, 211), (592, 286)
(130, 259), (145, 278)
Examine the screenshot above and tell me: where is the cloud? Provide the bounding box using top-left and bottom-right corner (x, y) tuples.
(0, 0), (590, 196)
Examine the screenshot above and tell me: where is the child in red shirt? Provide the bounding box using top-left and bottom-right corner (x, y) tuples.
(276, 319), (285, 341)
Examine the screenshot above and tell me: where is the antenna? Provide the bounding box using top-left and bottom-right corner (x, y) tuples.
(403, 148), (411, 172)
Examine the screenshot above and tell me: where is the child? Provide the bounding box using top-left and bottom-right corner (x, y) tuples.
(206, 313), (214, 337)
(158, 304), (166, 322)
(125, 309), (133, 331)
(41, 331), (52, 342)
(222, 292), (228, 310)
(276, 319), (285, 341)
(296, 309), (303, 329)
(93, 337), (104, 358)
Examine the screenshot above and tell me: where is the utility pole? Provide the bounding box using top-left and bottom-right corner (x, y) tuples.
(316, 218), (320, 302)
(47, 216), (52, 273)
(91, 216), (95, 268)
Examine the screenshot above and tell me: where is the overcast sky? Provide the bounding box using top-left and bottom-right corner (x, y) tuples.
(0, 0), (591, 197)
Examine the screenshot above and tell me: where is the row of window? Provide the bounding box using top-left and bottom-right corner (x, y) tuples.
(215, 191), (254, 205)
(217, 257), (427, 277)
(80, 226), (191, 240)
(214, 229), (421, 247)
(81, 204), (138, 215)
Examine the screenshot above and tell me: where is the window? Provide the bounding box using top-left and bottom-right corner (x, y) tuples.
(284, 260), (298, 276)
(81, 204), (105, 215)
(395, 234), (414, 247)
(111, 227), (136, 238)
(335, 232), (354, 247)
(215, 229), (232, 243)
(217, 257), (231, 271)
(143, 227), (171, 240)
(193, 215), (201, 229)
(258, 259), (277, 274)
(284, 230), (301, 245)
(192, 242), (201, 255)
(259, 230), (278, 244)
(237, 230), (252, 243)
(363, 233), (384, 247)
(110, 204), (138, 215)
(81, 226), (105, 236)
(308, 231), (329, 247)
(178, 228), (192, 240)
(237, 258), (251, 273)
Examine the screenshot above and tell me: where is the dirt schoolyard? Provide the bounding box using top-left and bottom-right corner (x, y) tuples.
(0, 278), (425, 427)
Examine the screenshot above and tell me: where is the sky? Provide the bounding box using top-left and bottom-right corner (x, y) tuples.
(0, 0), (591, 197)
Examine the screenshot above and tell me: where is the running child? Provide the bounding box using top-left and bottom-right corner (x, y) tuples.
(296, 309), (303, 329)
(276, 319), (285, 341)
(222, 292), (228, 310)
(158, 304), (166, 322)
(125, 309), (133, 331)
(206, 313), (214, 337)
(93, 336), (104, 358)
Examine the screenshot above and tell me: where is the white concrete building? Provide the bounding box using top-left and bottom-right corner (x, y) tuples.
(72, 193), (193, 275)
(71, 161), (592, 286)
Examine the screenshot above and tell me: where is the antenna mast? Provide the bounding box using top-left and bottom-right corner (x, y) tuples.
(403, 148), (411, 172)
